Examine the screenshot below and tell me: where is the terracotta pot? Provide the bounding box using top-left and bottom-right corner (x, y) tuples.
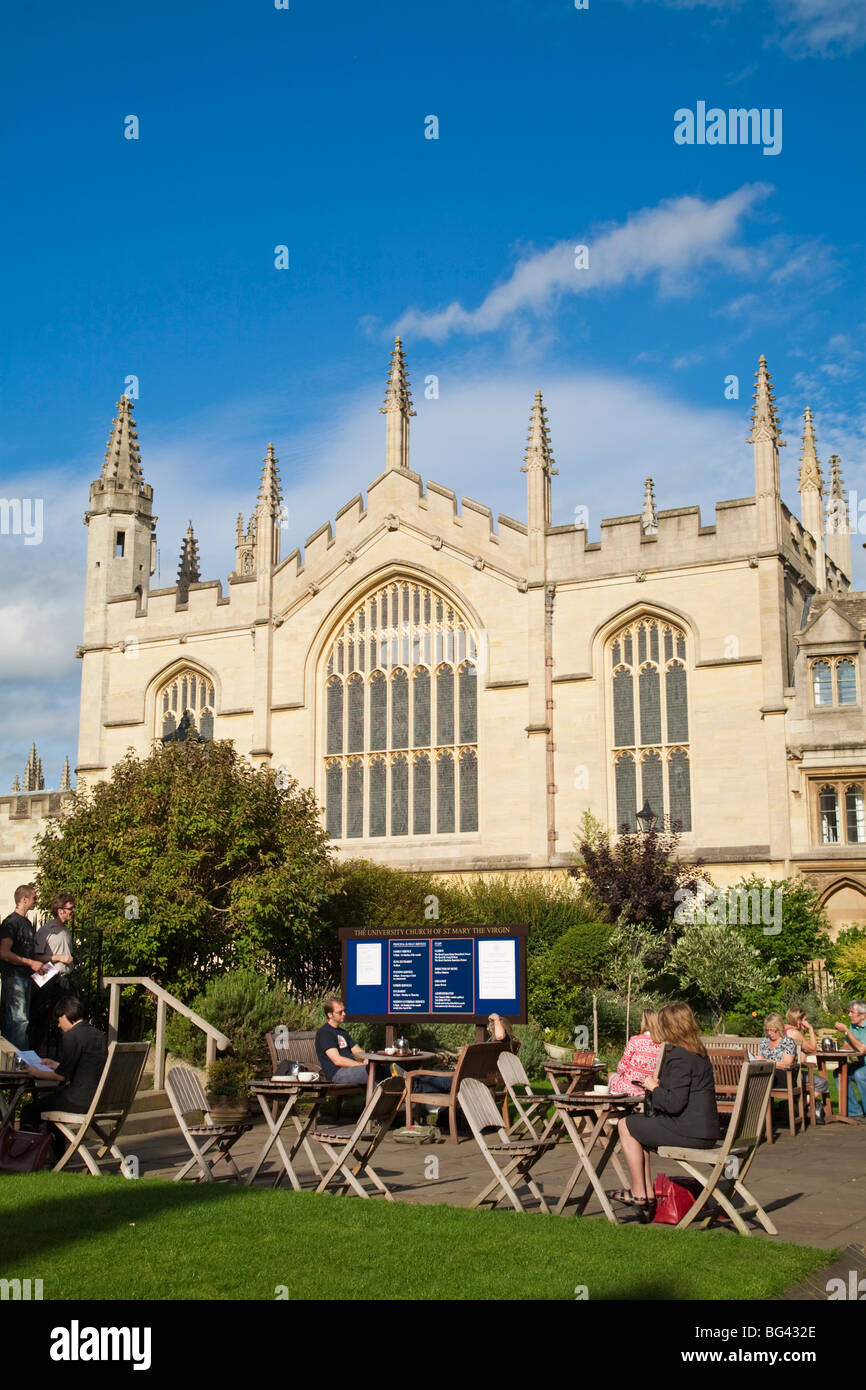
(206, 1096), (249, 1123)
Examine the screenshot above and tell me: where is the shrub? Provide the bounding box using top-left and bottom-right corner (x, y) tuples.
(165, 968), (306, 1070)
(206, 1056), (252, 1101)
(528, 922), (612, 1028)
(513, 1022), (548, 1079)
(835, 937), (866, 998)
(728, 876), (833, 982)
(570, 811), (710, 937)
(668, 920), (777, 1031)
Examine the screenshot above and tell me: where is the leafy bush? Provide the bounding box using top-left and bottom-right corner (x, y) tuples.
(571, 987), (664, 1050)
(529, 922), (612, 1028)
(165, 968), (306, 1070)
(513, 1023), (548, 1079)
(728, 876), (832, 982)
(206, 1056), (252, 1101)
(835, 937), (866, 998)
(668, 920), (776, 1032)
(570, 811), (710, 936)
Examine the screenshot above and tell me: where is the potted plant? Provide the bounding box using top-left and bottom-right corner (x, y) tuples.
(543, 1026), (575, 1062)
(205, 1056), (252, 1122)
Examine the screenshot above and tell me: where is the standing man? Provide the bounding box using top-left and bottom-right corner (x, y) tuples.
(0, 885), (71, 1050)
(835, 1001), (866, 1118)
(31, 894), (76, 1053)
(315, 998), (369, 1085)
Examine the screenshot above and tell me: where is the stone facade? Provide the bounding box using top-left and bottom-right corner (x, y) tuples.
(3, 345), (865, 937)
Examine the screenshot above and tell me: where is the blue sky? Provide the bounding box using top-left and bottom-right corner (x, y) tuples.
(1, 0), (864, 789)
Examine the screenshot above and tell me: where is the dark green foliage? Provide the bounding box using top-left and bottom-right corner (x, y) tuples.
(529, 922), (613, 1029)
(165, 968), (307, 1070)
(205, 1056), (252, 1101)
(324, 857), (450, 932)
(570, 814), (709, 937)
(35, 741), (336, 1001)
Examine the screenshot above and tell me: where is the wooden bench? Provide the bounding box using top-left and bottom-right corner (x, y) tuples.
(405, 1041), (514, 1143)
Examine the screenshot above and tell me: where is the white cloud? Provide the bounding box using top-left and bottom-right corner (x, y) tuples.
(620, 0), (866, 56)
(391, 187), (772, 343)
(774, 0), (866, 57)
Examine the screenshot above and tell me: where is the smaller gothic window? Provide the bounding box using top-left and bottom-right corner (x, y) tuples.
(837, 659), (857, 705)
(819, 785), (839, 843)
(813, 662), (833, 706)
(846, 785), (865, 844)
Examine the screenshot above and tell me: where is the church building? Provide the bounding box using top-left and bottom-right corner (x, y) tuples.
(2, 342), (865, 935)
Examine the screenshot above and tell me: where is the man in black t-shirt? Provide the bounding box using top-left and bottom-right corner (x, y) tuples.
(315, 998), (369, 1084)
(22, 995), (108, 1127)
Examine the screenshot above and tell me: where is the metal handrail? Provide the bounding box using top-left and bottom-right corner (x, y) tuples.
(103, 976), (231, 1091)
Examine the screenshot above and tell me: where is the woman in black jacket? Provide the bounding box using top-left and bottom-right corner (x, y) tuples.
(610, 1001), (719, 1221)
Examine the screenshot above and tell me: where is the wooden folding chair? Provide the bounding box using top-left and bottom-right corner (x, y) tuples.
(657, 1059), (777, 1236)
(167, 1066), (252, 1183)
(310, 1075), (405, 1199)
(497, 1052), (548, 1138)
(42, 1041), (150, 1177)
(459, 1077), (557, 1213)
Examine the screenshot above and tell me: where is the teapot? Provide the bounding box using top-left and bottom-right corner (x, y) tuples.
(396, 1035), (409, 1056)
(820, 1036), (837, 1051)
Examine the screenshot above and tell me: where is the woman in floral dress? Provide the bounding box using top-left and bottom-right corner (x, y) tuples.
(609, 1010), (663, 1096)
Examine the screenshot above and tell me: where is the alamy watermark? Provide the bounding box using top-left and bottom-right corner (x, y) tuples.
(0, 498), (43, 545)
(674, 103), (782, 157)
(674, 885), (782, 935)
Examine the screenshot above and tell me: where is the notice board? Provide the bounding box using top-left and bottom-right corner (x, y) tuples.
(339, 924), (528, 1023)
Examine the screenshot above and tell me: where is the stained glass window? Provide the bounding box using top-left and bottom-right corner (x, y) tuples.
(157, 669), (216, 741)
(609, 619), (690, 833)
(437, 752), (455, 833)
(324, 584), (477, 839)
(615, 754), (637, 833)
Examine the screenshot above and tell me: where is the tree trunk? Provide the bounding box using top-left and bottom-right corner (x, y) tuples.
(625, 971), (632, 1042)
(592, 992), (598, 1056)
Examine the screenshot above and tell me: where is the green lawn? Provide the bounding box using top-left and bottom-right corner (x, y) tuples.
(0, 1173), (832, 1301)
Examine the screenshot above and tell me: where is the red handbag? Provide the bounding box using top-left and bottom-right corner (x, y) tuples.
(0, 1125), (54, 1173)
(652, 1173), (704, 1224)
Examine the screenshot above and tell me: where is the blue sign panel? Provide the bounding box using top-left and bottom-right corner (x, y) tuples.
(343, 929), (524, 1020)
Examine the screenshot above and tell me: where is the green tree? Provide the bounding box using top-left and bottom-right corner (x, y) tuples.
(728, 875), (832, 980)
(668, 920), (776, 1032)
(35, 740), (335, 1000)
(604, 921), (659, 1038)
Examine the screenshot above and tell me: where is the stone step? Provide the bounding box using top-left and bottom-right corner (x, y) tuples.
(129, 1088), (169, 1115)
(120, 1106), (177, 1138)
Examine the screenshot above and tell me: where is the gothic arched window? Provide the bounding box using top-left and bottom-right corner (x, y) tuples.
(323, 581), (479, 839)
(609, 617), (691, 831)
(156, 668), (216, 741)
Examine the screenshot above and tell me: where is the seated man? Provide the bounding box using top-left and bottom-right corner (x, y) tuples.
(21, 995), (108, 1132)
(835, 1000), (866, 1117)
(315, 998), (369, 1085)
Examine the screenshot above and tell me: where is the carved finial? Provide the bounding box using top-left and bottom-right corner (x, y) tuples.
(798, 407), (823, 493)
(521, 390), (558, 477)
(828, 454), (845, 499)
(256, 442), (283, 518)
(380, 338), (415, 470)
(747, 355), (785, 448)
(11, 775), (19, 792)
(380, 337), (416, 419)
(101, 394), (144, 488)
(176, 521), (201, 603)
(60, 757), (71, 791)
(641, 477), (658, 535)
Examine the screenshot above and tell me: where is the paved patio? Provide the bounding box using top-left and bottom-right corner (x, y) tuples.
(119, 1107), (866, 1252)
